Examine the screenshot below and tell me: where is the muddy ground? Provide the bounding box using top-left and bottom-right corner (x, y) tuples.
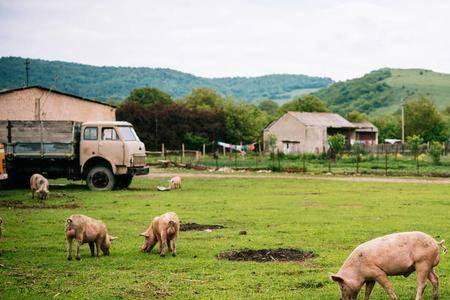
(218, 248), (317, 262)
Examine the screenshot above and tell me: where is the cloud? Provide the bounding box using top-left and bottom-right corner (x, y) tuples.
(0, 0), (449, 80)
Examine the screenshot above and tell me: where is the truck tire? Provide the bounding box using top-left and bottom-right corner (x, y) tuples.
(86, 166), (115, 191)
(116, 175), (133, 189)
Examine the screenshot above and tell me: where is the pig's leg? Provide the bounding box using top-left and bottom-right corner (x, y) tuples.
(89, 242), (95, 256)
(375, 275), (397, 300)
(428, 269), (439, 300)
(415, 268), (429, 300)
(67, 237), (73, 260)
(171, 236), (177, 257)
(160, 232), (168, 257)
(364, 281), (375, 300)
(75, 239), (82, 261)
(96, 239), (102, 257)
(167, 237), (172, 252)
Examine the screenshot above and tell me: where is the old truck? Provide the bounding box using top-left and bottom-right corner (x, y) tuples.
(0, 120), (149, 190)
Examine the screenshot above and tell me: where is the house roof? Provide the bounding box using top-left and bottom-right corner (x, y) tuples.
(287, 112), (355, 128)
(0, 86), (116, 108)
(352, 122), (379, 132)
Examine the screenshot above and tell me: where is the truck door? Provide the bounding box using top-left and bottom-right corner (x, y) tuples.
(80, 126), (99, 167)
(98, 127), (124, 167)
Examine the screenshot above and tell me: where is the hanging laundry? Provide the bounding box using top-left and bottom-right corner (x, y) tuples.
(217, 141), (256, 152)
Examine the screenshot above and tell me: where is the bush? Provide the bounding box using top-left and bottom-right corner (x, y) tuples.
(428, 141), (442, 165)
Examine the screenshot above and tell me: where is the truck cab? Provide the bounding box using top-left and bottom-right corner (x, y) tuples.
(80, 121), (149, 190)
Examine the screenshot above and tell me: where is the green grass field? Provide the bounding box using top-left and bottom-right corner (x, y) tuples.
(1, 176), (449, 299)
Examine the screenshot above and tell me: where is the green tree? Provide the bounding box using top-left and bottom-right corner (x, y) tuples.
(371, 114), (401, 143)
(268, 133), (277, 154)
(407, 135), (423, 173)
(428, 141), (442, 165)
(345, 111), (369, 123)
(404, 96), (447, 142)
(328, 134), (345, 159)
(183, 88), (225, 111)
(184, 132), (209, 150)
(279, 94), (329, 114)
(224, 100), (269, 143)
(258, 99), (279, 116)
(126, 87), (173, 106)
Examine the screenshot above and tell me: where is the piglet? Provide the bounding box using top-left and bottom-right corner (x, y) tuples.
(65, 214), (117, 261)
(140, 212), (179, 257)
(331, 231), (446, 300)
(169, 176), (182, 189)
(30, 173), (49, 200)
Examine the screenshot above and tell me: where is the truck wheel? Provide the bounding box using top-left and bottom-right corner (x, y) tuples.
(87, 166), (115, 191)
(116, 175), (133, 189)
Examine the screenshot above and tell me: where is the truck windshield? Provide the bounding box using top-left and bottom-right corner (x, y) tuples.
(118, 126), (140, 141)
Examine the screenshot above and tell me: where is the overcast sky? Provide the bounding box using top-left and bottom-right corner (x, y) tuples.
(0, 0), (449, 81)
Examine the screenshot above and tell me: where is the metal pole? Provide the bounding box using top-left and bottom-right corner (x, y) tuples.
(401, 98), (405, 144)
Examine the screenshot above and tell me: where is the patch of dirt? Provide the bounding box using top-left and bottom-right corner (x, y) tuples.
(0, 200), (79, 209)
(218, 248), (317, 262)
(295, 281), (325, 289)
(180, 223), (225, 231)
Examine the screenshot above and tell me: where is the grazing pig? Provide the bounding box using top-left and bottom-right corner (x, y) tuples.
(331, 231), (446, 300)
(140, 212), (179, 257)
(65, 214), (117, 261)
(169, 176), (182, 189)
(30, 173), (49, 200)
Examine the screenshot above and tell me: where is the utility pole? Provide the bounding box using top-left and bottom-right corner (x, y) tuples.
(25, 59), (30, 87)
(401, 98), (405, 144)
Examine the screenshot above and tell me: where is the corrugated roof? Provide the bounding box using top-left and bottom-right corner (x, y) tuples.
(353, 122), (378, 132)
(287, 112), (355, 128)
(0, 86), (116, 108)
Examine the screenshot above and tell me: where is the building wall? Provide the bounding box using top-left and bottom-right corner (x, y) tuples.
(263, 113), (327, 154)
(0, 88), (116, 122)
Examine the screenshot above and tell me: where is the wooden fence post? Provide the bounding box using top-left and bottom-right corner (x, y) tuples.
(202, 144), (206, 158)
(161, 144), (165, 158)
(181, 143), (185, 163)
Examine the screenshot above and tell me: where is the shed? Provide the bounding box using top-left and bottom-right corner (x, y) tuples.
(263, 112), (377, 154)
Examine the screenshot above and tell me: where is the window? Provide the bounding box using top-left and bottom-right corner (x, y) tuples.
(102, 128), (119, 141)
(117, 126), (139, 141)
(84, 127), (98, 140)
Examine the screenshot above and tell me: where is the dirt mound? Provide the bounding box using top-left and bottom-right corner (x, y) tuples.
(218, 248), (317, 262)
(180, 223), (225, 231)
(0, 200), (79, 209)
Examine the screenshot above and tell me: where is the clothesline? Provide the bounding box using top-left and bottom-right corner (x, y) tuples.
(217, 141), (256, 152)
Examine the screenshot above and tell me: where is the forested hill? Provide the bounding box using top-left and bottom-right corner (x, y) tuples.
(315, 68), (450, 115)
(0, 57), (332, 102)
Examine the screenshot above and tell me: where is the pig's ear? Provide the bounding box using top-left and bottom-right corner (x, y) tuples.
(330, 274), (344, 283)
(140, 232), (150, 238)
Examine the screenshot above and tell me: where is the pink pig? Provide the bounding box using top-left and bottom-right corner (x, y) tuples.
(331, 231), (446, 300)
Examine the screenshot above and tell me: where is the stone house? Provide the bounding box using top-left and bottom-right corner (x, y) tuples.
(263, 112), (378, 154)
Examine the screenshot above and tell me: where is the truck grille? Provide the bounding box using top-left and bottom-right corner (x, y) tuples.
(133, 155), (146, 167)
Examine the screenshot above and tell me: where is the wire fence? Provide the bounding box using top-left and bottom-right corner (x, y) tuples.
(146, 144), (450, 177)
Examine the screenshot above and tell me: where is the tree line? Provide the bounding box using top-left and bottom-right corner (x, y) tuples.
(117, 87), (450, 151)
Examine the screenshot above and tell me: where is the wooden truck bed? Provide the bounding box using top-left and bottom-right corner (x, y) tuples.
(0, 121), (80, 158)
